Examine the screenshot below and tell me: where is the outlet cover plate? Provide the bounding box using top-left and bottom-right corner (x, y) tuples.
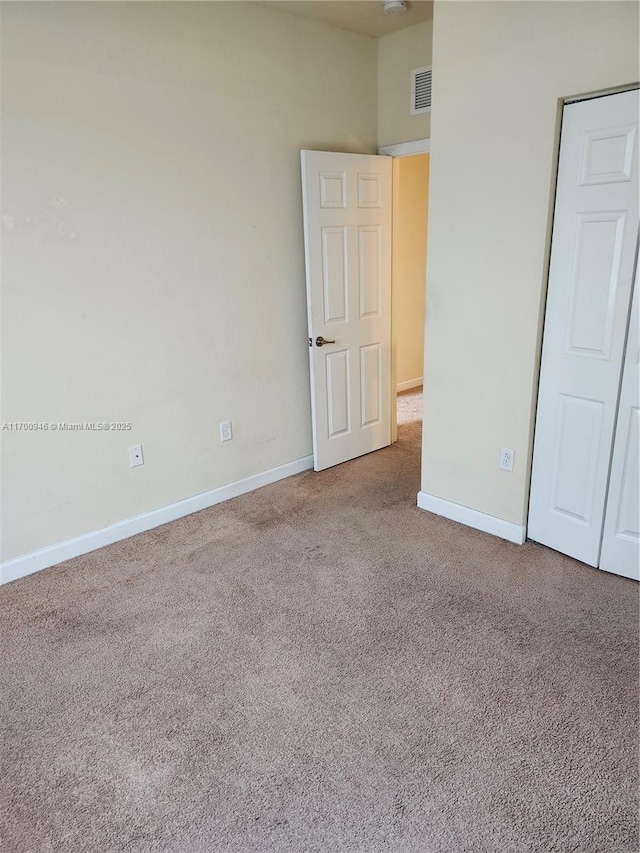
(499, 448), (514, 472)
(129, 444), (144, 467)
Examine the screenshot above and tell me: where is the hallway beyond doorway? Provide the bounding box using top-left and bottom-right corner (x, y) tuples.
(397, 386), (423, 427)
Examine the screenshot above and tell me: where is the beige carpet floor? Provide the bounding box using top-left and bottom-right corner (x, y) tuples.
(1, 390), (638, 852)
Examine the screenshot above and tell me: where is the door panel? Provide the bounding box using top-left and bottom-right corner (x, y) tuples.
(528, 90), (639, 566)
(600, 267), (640, 580)
(321, 227), (348, 324)
(359, 226), (382, 317)
(301, 151), (392, 471)
(360, 343), (382, 428)
(326, 350), (350, 438)
(551, 395), (603, 524)
(566, 211), (625, 356)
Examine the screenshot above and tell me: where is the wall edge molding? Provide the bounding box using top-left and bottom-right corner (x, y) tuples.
(416, 490), (526, 545)
(1, 455), (314, 585)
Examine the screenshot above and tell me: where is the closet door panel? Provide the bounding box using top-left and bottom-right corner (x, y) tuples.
(528, 90), (639, 566)
(600, 268), (639, 580)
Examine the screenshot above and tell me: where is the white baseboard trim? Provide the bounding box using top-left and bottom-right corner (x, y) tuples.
(397, 377), (423, 393)
(416, 491), (526, 545)
(1, 455), (314, 586)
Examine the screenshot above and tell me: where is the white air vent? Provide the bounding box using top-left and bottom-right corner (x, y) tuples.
(411, 66), (432, 115)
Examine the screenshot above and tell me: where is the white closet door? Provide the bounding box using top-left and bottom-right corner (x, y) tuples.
(600, 264), (639, 581)
(528, 90), (639, 566)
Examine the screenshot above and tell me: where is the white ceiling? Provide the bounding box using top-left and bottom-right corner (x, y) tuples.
(256, 1), (434, 38)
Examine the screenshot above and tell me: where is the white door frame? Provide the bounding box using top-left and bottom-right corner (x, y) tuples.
(379, 139), (431, 158)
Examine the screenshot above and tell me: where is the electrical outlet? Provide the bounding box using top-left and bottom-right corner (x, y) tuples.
(499, 448), (514, 472)
(220, 420), (233, 442)
(129, 444), (144, 468)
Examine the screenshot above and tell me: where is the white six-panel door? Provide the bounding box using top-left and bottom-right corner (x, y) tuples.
(600, 263), (639, 580)
(528, 90), (639, 567)
(301, 151), (392, 472)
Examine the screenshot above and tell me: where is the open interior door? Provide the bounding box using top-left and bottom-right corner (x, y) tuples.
(301, 150), (392, 472)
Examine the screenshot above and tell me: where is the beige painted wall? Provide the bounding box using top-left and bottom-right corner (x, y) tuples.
(392, 154), (429, 388)
(421, 0), (639, 525)
(378, 20), (432, 147)
(0, 2), (377, 561)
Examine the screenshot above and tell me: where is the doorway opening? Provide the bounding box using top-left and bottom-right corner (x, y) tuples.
(300, 144), (429, 473)
(387, 144), (430, 447)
